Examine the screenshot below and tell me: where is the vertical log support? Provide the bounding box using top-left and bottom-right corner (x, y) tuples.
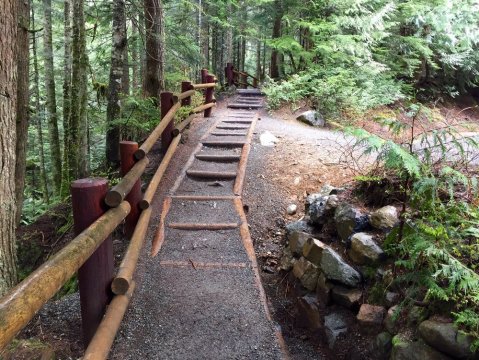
(160, 91), (175, 152)
(71, 178), (114, 348)
(201, 68), (209, 84)
(181, 81), (192, 106)
(253, 77), (258, 88)
(225, 63), (234, 86)
(120, 141), (142, 237)
(241, 73), (247, 89)
(204, 74), (215, 118)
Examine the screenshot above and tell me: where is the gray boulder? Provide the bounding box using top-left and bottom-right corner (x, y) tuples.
(370, 205), (399, 230)
(418, 320), (477, 359)
(279, 247), (296, 271)
(348, 233), (385, 265)
(391, 337), (453, 360)
(286, 218), (318, 237)
(316, 272), (334, 305)
(324, 312), (348, 349)
(292, 257), (320, 291)
(308, 195), (339, 226)
(303, 237), (327, 265)
(384, 305), (400, 334)
(331, 286), (362, 309)
(334, 204), (370, 242)
(297, 110), (325, 127)
(287, 231), (310, 256)
(320, 247), (362, 287)
(369, 332), (393, 360)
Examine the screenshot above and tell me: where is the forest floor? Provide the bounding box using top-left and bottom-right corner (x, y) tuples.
(6, 94), (479, 359)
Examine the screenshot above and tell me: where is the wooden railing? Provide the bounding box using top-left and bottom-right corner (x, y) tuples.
(0, 69), (217, 359)
(225, 62), (259, 89)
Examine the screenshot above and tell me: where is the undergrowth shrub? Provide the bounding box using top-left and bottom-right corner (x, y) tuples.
(349, 103), (479, 349)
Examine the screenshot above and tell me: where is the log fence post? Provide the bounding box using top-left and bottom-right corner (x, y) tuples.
(204, 74), (215, 118)
(71, 178), (114, 348)
(225, 63), (234, 86)
(181, 81), (192, 106)
(201, 68), (209, 84)
(120, 141), (142, 237)
(160, 91), (175, 153)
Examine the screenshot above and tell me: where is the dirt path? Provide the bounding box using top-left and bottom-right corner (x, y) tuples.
(110, 97), (286, 359)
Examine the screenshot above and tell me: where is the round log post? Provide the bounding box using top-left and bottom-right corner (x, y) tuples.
(201, 68), (209, 84)
(160, 91), (175, 153)
(181, 81), (192, 106)
(120, 141), (142, 237)
(241, 73), (247, 89)
(204, 74), (215, 118)
(226, 63), (234, 86)
(71, 178), (114, 348)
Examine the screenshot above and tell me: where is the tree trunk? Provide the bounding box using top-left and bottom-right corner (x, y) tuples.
(122, 19), (130, 96)
(131, 18), (139, 91)
(256, 37), (261, 81)
(226, 2), (233, 64)
(43, 0), (62, 193)
(270, 0), (282, 79)
(15, 0), (30, 225)
(157, 0), (165, 91)
(0, 0), (18, 296)
(70, 0), (89, 179)
(31, 1), (49, 204)
(143, 0), (161, 101)
(106, 0), (126, 166)
(61, 0), (72, 195)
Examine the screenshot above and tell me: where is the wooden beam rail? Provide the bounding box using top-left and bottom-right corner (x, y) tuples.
(0, 201), (131, 349)
(0, 70), (218, 356)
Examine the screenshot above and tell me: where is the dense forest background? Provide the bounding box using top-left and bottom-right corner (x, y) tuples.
(1, 0), (479, 352)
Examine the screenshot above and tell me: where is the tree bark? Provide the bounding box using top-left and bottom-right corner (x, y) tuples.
(61, 0), (73, 195)
(157, 0), (165, 91)
(71, 0), (89, 179)
(106, 0), (126, 166)
(31, 2), (49, 204)
(0, 0), (18, 296)
(256, 37), (261, 81)
(143, 0), (161, 100)
(43, 0), (62, 193)
(270, 0), (282, 79)
(15, 0), (30, 225)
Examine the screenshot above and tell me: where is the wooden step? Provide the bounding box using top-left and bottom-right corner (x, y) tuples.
(186, 169), (237, 179)
(210, 132), (248, 137)
(237, 89), (265, 96)
(216, 125), (250, 130)
(202, 140), (246, 147)
(195, 154), (241, 162)
(222, 119), (253, 124)
(227, 103), (263, 109)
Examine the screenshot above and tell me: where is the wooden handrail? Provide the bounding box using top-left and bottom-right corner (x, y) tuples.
(134, 101), (181, 160)
(105, 157), (150, 207)
(192, 82), (216, 90)
(233, 69), (259, 82)
(0, 201), (131, 350)
(0, 70), (218, 354)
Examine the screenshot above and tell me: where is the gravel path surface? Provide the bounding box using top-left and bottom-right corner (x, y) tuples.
(110, 98), (284, 359)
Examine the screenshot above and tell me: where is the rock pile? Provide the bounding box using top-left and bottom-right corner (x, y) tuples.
(278, 184), (478, 359)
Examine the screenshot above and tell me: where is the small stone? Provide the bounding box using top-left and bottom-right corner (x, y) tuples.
(348, 233), (385, 265)
(418, 320), (477, 359)
(320, 247), (362, 287)
(357, 304), (386, 327)
(287, 204), (297, 215)
(260, 131), (279, 146)
(297, 295), (321, 331)
(407, 306), (428, 326)
(279, 247), (296, 271)
(324, 312), (348, 349)
(331, 286), (362, 309)
(302, 237), (327, 265)
(384, 306), (400, 334)
(292, 257), (320, 291)
(370, 205), (399, 230)
(296, 110), (325, 127)
(262, 265), (276, 274)
(385, 292), (400, 307)
(316, 272), (334, 305)
(287, 231), (310, 256)
(334, 204), (370, 242)
(308, 195), (330, 225)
